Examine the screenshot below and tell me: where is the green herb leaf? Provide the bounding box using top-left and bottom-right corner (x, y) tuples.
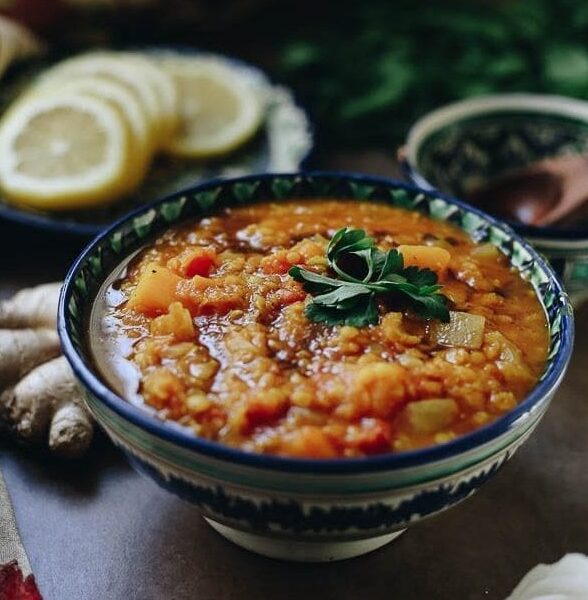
(305, 292), (379, 327)
(403, 266), (439, 288)
(312, 285), (372, 307)
(289, 228), (451, 326)
(378, 249), (404, 280)
(288, 265), (340, 291)
(403, 291), (450, 322)
(327, 227), (375, 260)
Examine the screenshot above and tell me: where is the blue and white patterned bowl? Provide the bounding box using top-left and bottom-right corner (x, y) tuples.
(401, 94), (588, 304)
(58, 172), (574, 562)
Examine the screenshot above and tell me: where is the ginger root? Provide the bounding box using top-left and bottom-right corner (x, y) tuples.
(0, 282), (61, 329)
(0, 283), (94, 458)
(0, 329), (61, 386)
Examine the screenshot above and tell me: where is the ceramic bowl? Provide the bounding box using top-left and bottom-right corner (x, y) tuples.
(401, 94), (588, 305)
(58, 172), (574, 562)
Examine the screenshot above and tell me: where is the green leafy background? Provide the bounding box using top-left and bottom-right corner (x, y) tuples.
(44, 0), (588, 153)
(275, 0), (588, 149)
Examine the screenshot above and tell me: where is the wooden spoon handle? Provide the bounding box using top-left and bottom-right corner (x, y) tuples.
(534, 159), (588, 226)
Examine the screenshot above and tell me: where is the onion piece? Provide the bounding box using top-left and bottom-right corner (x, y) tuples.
(403, 398), (459, 434)
(470, 243), (501, 261)
(429, 311), (486, 349)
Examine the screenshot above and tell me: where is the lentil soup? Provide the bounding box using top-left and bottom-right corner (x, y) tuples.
(93, 200), (549, 459)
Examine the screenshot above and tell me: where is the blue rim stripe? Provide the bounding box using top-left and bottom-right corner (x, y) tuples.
(58, 171), (575, 475)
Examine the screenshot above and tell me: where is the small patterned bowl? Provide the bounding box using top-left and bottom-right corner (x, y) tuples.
(401, 94), (588, 305)
(58, 172), (574, 562)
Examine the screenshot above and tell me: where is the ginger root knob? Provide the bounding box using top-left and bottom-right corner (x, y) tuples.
(0, 283), (94, 458)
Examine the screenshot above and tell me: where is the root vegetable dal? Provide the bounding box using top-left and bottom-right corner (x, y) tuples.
(96, 200), (549, 459)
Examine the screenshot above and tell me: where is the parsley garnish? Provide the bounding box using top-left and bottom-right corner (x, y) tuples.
(288, 227), (450, 327)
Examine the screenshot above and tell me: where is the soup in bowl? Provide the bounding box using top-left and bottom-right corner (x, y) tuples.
(59, 173), (573, 561)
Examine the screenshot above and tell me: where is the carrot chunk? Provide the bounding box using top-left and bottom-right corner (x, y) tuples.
(127, 263), (181, 315)
(398, 244), (451, 274)
(278, 426), (338, 458)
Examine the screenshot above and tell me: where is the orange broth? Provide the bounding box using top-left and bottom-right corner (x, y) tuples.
(98, 200), (549, 458)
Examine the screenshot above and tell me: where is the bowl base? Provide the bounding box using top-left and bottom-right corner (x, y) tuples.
(204, 518), (405, 562)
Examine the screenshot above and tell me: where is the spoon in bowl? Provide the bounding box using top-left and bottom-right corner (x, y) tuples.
(470, 153), (588, 227)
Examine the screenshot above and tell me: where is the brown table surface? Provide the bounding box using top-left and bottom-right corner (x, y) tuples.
(0, 156), (587, 600)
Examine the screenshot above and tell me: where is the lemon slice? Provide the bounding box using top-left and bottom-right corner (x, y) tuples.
(158, 57), (264, 158)
(117, 52), (179, 139)
(39, 75), (154, 151)
(37, 54), (164, 139)
(47, 77), (154, 193)
(0, 93), (131, 210)
(30, 75), (154, 197)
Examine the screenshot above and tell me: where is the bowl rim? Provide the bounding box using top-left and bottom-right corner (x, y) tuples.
(403, 93), (588, 241)
(58, 171), (575, 475)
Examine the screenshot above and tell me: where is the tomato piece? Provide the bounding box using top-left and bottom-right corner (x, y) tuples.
(353, 418), (392, 454)
(181, 248), (217, 277)
(243, 392), (288, 431)
(0, 561), (42, 600)
(269, 286), (307, 308)
(260, 251), (292, 275)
